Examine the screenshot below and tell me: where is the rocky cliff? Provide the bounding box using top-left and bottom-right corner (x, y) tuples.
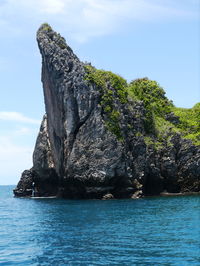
(14, 24), (200, 199)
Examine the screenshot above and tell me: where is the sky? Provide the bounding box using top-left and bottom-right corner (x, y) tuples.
(0, 0), (199, 185)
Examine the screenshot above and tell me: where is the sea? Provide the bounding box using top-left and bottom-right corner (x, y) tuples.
(0, 186), (199, 265)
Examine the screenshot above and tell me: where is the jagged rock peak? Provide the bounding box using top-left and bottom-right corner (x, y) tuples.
(37, 23), (84, 74)
(37, 23), (73, 55)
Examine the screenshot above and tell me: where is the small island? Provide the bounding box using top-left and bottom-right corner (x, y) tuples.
(14, 24), (200, 199)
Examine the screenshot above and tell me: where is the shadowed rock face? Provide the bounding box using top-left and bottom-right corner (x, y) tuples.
(13, 25), (200, 199)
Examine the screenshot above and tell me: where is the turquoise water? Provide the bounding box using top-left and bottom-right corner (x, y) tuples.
(0, 186), (199, 265)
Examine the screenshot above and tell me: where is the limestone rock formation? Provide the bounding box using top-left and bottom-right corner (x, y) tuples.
(13, 24), (200, 199)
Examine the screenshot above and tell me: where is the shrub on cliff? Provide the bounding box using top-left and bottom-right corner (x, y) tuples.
(84, 65), (127, 139)
(172, 104), (200, 145)
(127, 78), (173, 134)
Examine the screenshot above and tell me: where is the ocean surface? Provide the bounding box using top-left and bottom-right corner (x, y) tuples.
(0, 186), (199, 265)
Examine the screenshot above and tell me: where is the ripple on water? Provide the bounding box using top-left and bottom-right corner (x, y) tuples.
(0, 186), (200, 265)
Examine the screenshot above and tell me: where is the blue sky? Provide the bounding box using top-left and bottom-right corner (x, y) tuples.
(0, 0), (199, 185)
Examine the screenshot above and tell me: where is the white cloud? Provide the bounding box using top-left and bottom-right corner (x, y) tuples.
(0, 0), (198, 42)
(0, 119), (39, 185)
(0, 136), (32, 158)
(14, 127), (32, 136)
(0, 112), (40, 125)
(0, 112), (39, 184)
(0, 136), (33, 185)
(39, 0), (66, 14)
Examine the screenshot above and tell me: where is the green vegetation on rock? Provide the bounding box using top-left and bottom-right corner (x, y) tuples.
(84, 65), (127, 140)
(84, 65), (127, 102)
(40, 23), (66, 50)
(127, 78), (173, 134)
(172, 105), (200, 145)
(41, 23), (52, 32)
(84, 65), (200, 146)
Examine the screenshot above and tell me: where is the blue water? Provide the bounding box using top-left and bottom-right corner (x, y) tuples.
(0, 186), (199, 265)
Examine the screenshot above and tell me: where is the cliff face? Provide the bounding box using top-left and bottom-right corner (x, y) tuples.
(13, 24), (200, 199)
